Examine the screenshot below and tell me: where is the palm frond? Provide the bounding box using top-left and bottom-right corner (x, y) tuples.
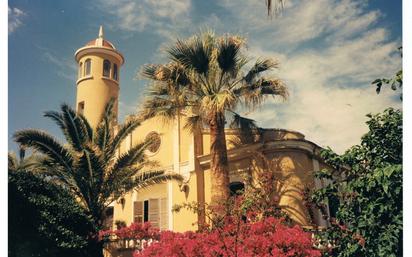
(167, 36), (211, 75)
(99, 98), (116, 124)
(132, 171), (183, 190)
(8, 152), (17, 171)
(148, 83), (170, 97)
(259, 78), (288, 98)
(60, 104), (89, 151)
(229, 112), (260, 145)
(244, 59), (279, 83)
(14, 129), (74, 173)
(142, 65), (165, 82)
(95, 99), (116, 152)
(138, 97), (178, 122)
(217, 35), (245, 77)
(110, 141), (147, 174)
(235, 78), (288, 109)
(184, 115), (204, 133)
(76, 144), (106, 208)
(105, 117), (141, 159)
(78, 112), (94, 141)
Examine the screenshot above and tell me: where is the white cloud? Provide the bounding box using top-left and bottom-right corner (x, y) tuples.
(98, 0), (191, 35)
(219, 0), (382, 47)
(8, 6), (26, 34)
(98, 0), (402, 153)
(245, 30), (401, 153)
(42, 51), (77, 81)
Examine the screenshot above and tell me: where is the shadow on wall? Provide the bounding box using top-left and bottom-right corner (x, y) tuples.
(232, 149), (314, 226)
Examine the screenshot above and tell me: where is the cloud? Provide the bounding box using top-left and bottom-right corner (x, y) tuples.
(215, 0), (402, 153)
(8, 6), (26, 34)
(98, 0), (402, 153)
(98, 0), (191, 36)
(41, 50), (77, 81)
(219, 0), (382, 48)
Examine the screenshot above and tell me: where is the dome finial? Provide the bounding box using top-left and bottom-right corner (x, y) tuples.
(98, 25), (104, 39)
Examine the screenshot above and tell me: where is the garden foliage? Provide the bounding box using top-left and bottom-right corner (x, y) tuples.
(311, 108), (402, 256)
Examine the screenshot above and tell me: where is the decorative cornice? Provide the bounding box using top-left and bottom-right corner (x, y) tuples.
(75, 46), (124, 65)
(197, 139), (323, 169)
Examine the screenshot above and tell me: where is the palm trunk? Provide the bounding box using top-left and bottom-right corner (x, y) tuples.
(209, 112), (230, 210)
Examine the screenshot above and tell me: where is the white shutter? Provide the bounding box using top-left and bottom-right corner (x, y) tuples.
(149, 199), (160, 228)
(134, 201), (143, 223)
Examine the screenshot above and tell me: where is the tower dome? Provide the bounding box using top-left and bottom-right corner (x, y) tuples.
(75, 26), (124, 64)
(74, 26), (124, 127)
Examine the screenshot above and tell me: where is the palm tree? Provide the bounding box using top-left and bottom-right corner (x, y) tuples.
(14, 99), (182, 257)
(266, 0), (285, 17)
(8, 146), (45, 173)
(140, 31), (288, 209)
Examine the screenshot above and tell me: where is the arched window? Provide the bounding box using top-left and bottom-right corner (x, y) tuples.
(103, 60), (111, 77)
(229, 182), (244, 196)
(113, 63), (118, 81)
(78, 62), (83, 78)
(84, 59), (91, 76)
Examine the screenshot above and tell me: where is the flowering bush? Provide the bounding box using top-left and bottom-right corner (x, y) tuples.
(99, 216), (320, 256)
(99, 222), (160, 242)
(131, 217), (320, 257)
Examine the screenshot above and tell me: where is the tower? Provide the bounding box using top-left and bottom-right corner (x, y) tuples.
(74, 26), (124, 127)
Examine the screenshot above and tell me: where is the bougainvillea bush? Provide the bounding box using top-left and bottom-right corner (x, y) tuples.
(100, 179), (321, 256)
(100, 217), (320, 257)
(133, 217), (320, 257)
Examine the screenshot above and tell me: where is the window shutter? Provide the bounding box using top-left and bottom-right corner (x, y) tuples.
(160, 197), (168, 230)
(134, 201), (143, 223)
(149, 199), (160, 228)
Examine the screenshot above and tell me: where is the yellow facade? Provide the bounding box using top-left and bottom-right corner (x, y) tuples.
(75, 28), (331, 239)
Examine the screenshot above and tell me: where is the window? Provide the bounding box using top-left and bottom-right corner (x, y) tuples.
(77, 101), (85, 115)
(145, 132), (161, 154)
(78, 62), (83, 78)
(113, 63), (118, 80)
(84, 59), (91, 76)
(134, 198), (168, 230)
(144, 200), (149, 222)
(229, 182), (244, 196)
(328, 195), (339, 218)
(103, 59), (111, 77)
(102, 207), (114, 230)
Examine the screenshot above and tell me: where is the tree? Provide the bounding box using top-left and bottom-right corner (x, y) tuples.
(9, 168), (94, 257)
(311, 108), (402, 256)
(372, 47), (403, 100)
(13, 99), (183, 257)
(8, 146), (45, 173)
(140, 31), (288, 208)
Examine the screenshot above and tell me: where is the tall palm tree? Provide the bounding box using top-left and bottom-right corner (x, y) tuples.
(14, 99), (182, 257)
(140, 31), (288, 209)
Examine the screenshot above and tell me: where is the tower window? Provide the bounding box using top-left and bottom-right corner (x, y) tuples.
(103, 60), (111, 77)
(78, 101), (85, 115)
(78, 62), (83, 78)
(113, 64), (118, 81)
(84, 59), (91, 76)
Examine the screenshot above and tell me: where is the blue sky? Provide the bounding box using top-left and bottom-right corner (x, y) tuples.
(8, 0), (402, 153)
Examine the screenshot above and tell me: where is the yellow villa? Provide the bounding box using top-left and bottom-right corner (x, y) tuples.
(74, 27), (332, 248)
